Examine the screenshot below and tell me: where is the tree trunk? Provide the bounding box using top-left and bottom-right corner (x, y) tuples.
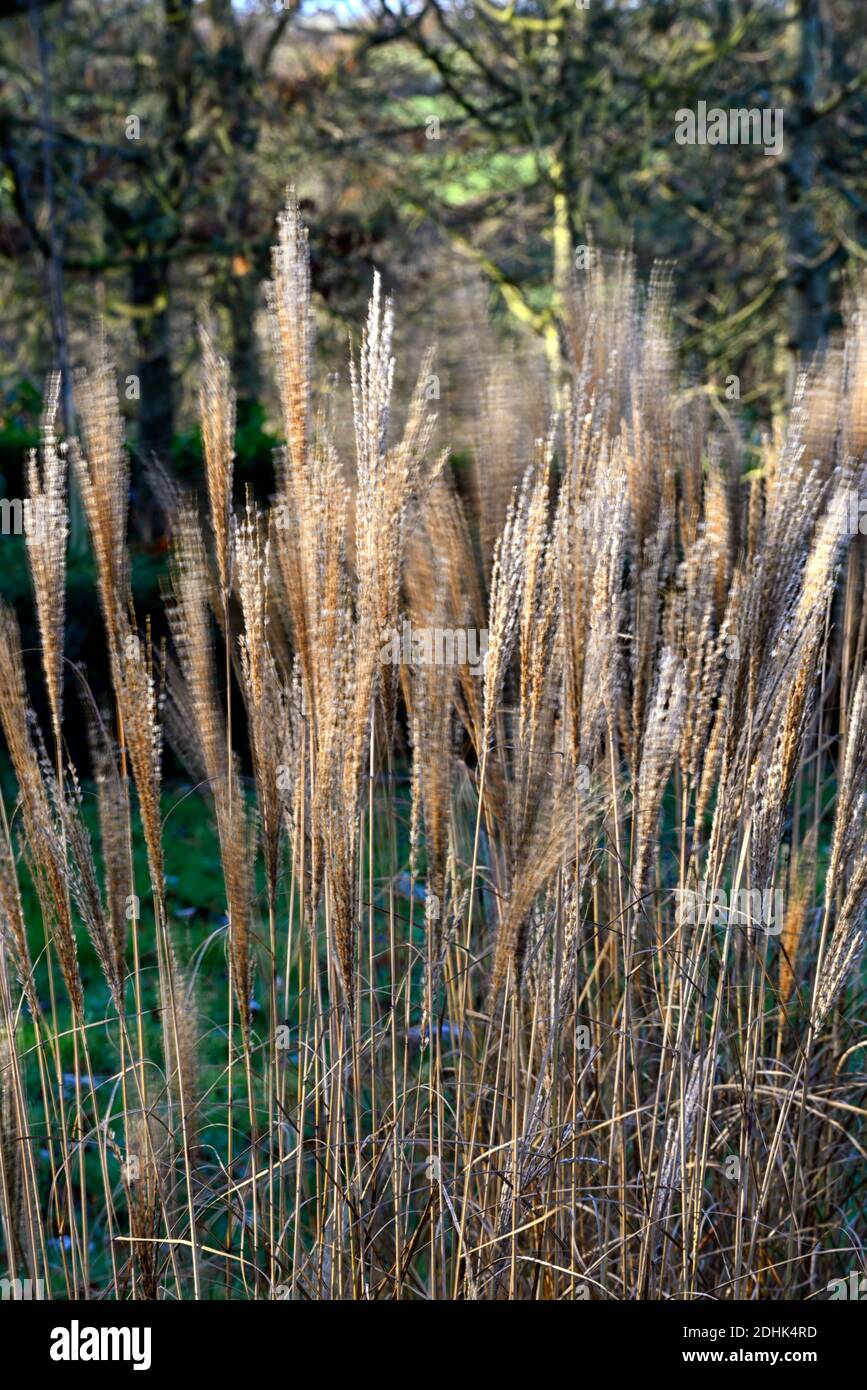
(131, 251), (174, 464)
(208, 0), (261, 409)
(783, 0), (831, 375)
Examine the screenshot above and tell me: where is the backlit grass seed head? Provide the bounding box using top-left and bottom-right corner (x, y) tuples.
(93, 731), (133, 996)
(168, 508), (228, 803)
(71, 329), (130, 681)
(267, 188), (314, 486)
(25, 373), (67, 750)
(199, 315), (236, 601)
(118, 621), (164, 896)
(235, 502), (285, 902)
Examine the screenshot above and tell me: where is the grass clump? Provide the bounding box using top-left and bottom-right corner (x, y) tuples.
(1, 195), (867, 1301)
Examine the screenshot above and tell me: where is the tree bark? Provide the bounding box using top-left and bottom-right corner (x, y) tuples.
(783, 0), (831, 370)
(131, 251), (173, 464)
